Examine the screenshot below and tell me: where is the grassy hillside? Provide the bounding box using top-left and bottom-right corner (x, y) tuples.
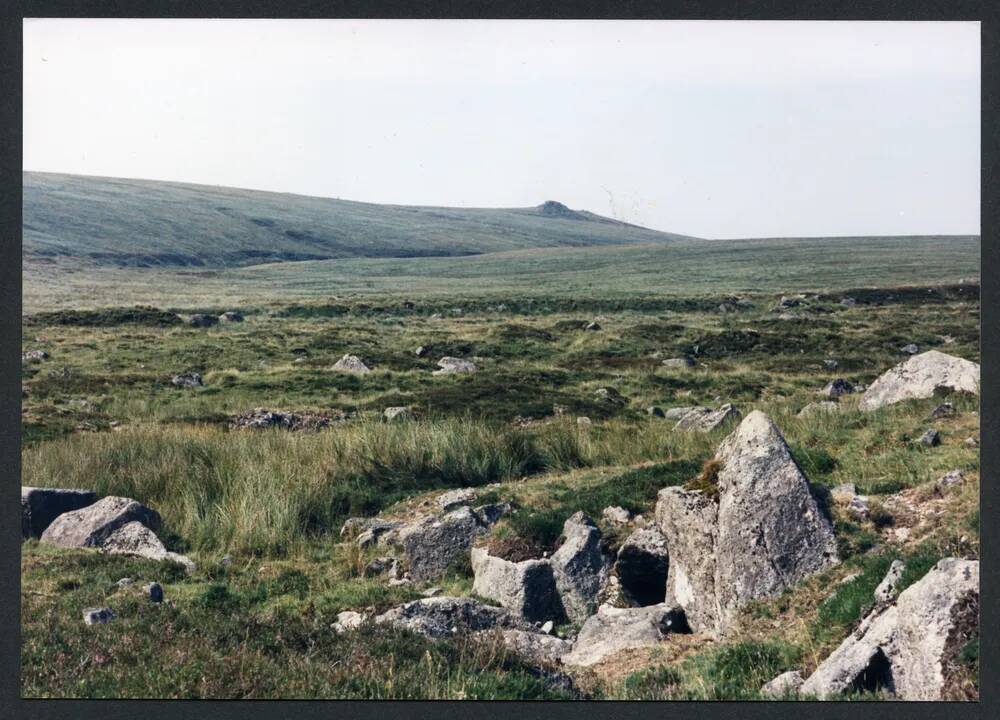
(23, 172), (692, 268)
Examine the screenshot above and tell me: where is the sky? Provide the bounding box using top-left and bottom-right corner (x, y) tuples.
(23, 19), (980, 238)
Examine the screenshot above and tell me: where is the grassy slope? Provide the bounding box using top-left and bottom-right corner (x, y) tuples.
(23, 172), (691, 268)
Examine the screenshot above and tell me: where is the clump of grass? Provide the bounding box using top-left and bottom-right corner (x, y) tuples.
(684, 458), (722, 500)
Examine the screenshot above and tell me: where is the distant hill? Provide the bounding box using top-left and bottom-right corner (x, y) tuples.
(23, 172), (696, 268)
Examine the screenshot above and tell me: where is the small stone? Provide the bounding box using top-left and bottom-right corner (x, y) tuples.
(818, 379), (855, 399)
(918, 429), (941, 447)
(171, 372), (203, 388)
(540, 620), (554, 635)
(584, 322), (601, 331)
(218, 311), (244, 323)
(383, 406), (416, 422)
(146, 582), (164, 603)
(935, 470), (964, 489)
(646, 406), (665, 418)
(929, 403), (956, 419)
(848, 495), (871, 522)
(433, 357), (477, 375)
(415, 346), (429, 357)
(662, 357), (695, 369)
(823, 359), (839, 370)
(901, 343), (920, 355)
(964, 436), (978, 447)
(576, 417), (592, 427)
(116, 577), (134, 588)
(83, 607), (115, 625)
(602, 506), (632, 525)
(798, 401), (838, 418)
(840, 297), (857, 307)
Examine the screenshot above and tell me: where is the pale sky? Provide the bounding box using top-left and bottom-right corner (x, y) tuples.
(23, 19), (980, 238)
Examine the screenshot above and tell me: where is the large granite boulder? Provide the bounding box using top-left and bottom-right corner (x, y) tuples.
(374, 596), (526, 638)
(800, 558), (979, 700)
(101, 521), (195, 571)
(471, 547), (564, 623)
(400, 506), (486, 581)
(859, 351), (980, 411)
(550, 512), (609, 623)
(614, 527), (669, 606)
(656, 411), (838, 635)
(21, 486), (97, 538)
(561, 603), (688, 667)
(40, 496), (161, 549)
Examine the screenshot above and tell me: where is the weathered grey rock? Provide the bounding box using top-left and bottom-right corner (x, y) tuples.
(471, 547), (564, 622)
(776, 295), (800, 309)
(935, 470), (965, 490)
(21, 486), (97, 538)
(541, 620), (554, 634)
(840, 297), (857, 307)
(415, 345), (429, 357)
(594, 387), (625, 404)
(383, 406), (415, 422)
(664, 406), (704, 421)
(761, 670), (804, 698)
(859, 351), (980, 411)
(919, 429), (941, 447)
(656, 411), (838, 635)
(332, 354), (371, 374)
(615, 527), (668, 606)
(356, 520), (405, 548)
(819, 379), (855, 399)
(188, 314), (218, 328)
(777, 312), (801, 321)
(218, 311), (244, 323)
(873, 560), (906, 604)
(901, 343), (920, 355)
(798, 401), (839, 418)
(801, 558), (979, 700)
(146, 582), (164, 603)
(495, 629), (573, 665)
(374, 596), (525, 638)
(646, 406), (666, 418)
(116, 577), (134, 588)
(601, 506), (632, 526)
(662, 357), (696, 370)
(474, 502), (512, 526)
(433, 356), (477, 375)
(332, 610), (367, 633)
(364, 556), (399, 579)
(674, 403), (740, 432)
(550, 512), (609, 623)
(584, 322), (601, 332)
(171, 372), (203, 388)
(561, 603), (688, 667)
(101, 521), (196, 571)
(964, 436), (978, 447)
(400, 507), (485, 581)
(655, 487), (720, 633)
(436, 488), (478, 512)
(576, 417), (592, 427)
(848, 495), (871, 522)
(83, 607), (115, 625)
(824, 359), (840, 370)
(22, 349), (49, 362)
(929, 403), (956, 419)
(340, 517), (372, 539)
(41, 496), (160, 549)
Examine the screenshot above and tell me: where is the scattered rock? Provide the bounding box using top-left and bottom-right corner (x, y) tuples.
(964, 437), (978, 448)
(383, 406), (416, 422)
(919, 429), (941, 447)
(594, 387), (626, 404)
(496, 629), (574, 665)
(775, 296), (800, 309)
(83, 607), (115, 625)
(584, 322), (601, 332)
(657, 412), (838, 635)
(400, 507), (487, 581)
(646, 406), (666, 418)
(761, 670), (804, 698)
(800, 558), (979, 700)
(356, 520), (405, 549)
(471, 547), (564, 623)
(22, 349), (49, 362)
(21, 486), (97, 538)
(848, 495), (871, 522)
(601, 506), (632, 526)
(840, 297), (857, 307)
(901, 343), (920, 355)
(929, 403), (956, 419)
(332, 354), (371, 374)
(146, 582), (164, 603)
(364, 556), (399, 579)
(561, 603), (688, 667)
(798, 401), (838, 418)
(859, 351), (979, 411)
(873, 560), (906, 604)
(171, 372), (203, 388)
(433, 357), (477, 375)
(777, 312), (801, 321)
(116, 577), (134, 588)
(188, 314), (218, 328)
(819, 378), (855, 399)
(415, 345), (429, 357)
(662, 357), (696, 369)
(436, 488), (479, 512)
(550, 513), (609, 623)
(576, 417), (592, 427)
(40, 496), (161, 549)
(664, 406), (703, 421)
(824, 359), (840, 370)
(421, 586), (442, 597)
(474, 502), (513, 526)
(935, 470), (965, 490)
(674, 403), (740, 432)
(218, 311), (244, 323)
(101, 521), (196, 571)
(615, 527), (669, 606)
(374, 596), (526, 638)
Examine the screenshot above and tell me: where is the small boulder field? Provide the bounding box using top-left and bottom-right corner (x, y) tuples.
(20, 285), (981, 700)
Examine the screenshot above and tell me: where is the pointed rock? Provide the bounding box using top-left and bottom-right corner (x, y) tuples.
(332, 354), (371, 374)
(550, 512), (609, 623)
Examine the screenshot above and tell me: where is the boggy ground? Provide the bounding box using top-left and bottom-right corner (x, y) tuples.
(20, 284), (980, 699)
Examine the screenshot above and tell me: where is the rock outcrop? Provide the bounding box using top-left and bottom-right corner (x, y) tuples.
(656, 411), (838, 635)
(800, 558), (979, 700)
(374, 596), (526, 638)
(400, 507), (486, 581)
(561, 603), (688, 667)
(40, 496), (161, 549)
(550, 512), (609, 623)
(760, 670), (805, 698)
(21, 486), (97, 538)
(471, 548), (564, 622)
(859, 351), (979, 411)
